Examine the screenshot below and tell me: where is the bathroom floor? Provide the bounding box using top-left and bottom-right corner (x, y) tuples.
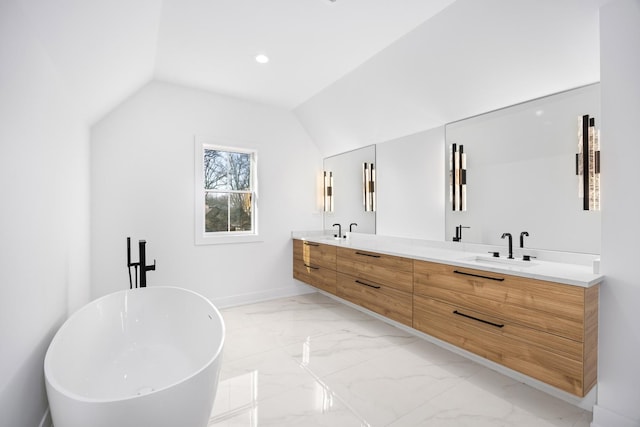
(209, 292), (592, 427)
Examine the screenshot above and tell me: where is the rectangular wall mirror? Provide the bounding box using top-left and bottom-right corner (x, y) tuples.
(323, 145), (376, 234)
(445, 83), (601, 254)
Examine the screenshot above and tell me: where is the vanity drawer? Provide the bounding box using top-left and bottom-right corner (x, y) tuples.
(337, 272), (412, 326)
(293, 239), (336, 270)
(413, 294), (586, 396)
(293, 258), (337, 294)
(337, 247), (413, 293)
(413, 260), (585, 341)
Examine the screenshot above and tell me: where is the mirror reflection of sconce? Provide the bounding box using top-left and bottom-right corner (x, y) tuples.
(576, 115), (600, 211)
(363, 163), (376, 212)
(323, 171), (333, 212)
(450, 143), (466, 211)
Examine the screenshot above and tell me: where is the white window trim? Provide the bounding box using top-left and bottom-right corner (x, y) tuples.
(194, 138), (261, 245)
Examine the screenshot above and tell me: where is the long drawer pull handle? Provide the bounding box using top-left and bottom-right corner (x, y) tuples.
(453, 270), (505, 281)
(355, 279), (381, 289)
(303, 263), (319, 270)
(453, 310), (504, 328)
(303, 241), (320, 247)
(355, 251), (381, 258)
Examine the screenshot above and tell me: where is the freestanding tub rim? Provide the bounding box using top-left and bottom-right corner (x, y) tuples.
(44, 286), (225, 403)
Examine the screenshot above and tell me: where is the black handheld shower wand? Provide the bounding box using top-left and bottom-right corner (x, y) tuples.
(127, 237), (137, 289)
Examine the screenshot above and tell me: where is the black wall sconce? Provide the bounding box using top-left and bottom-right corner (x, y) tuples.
(576, 115), (600, 211)
(363, 163), (375, 212)
(450, 143), (466, 211)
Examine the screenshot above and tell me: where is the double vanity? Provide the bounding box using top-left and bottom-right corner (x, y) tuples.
(292, 232), (602, 399)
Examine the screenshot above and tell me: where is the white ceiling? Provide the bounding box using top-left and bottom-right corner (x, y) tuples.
(154, 0), (456, 109)
(15, 0), (456, 125)
(296, 0), (610, 155)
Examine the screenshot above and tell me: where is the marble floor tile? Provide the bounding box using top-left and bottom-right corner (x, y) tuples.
(282, 326), (418, 378)
(321, 347), (482, 426)
(219, 348), (316, 402)
(210, 293), (593, 427)
(388, 369), (592, 427)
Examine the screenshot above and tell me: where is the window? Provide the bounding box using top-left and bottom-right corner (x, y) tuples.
(195, 140), (259, 244)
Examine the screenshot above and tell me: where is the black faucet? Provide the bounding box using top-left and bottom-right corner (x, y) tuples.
(138, 240), (156, 288)
(501, 233), (513, 259)
(520, 231), (529, 248)
(127, 237), (156, 288)
(349, 223), (358, 232)
(332, 223), (342, 238)
(453, 225), (470, 242)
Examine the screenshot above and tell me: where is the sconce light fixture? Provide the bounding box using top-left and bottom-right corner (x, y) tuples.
(450, 143), (466, 211)
(323, 171), (333, 212)
(363, 163), (376, 212)
(576, 115), (600, 211)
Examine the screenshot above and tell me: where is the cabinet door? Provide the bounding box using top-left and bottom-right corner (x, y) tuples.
(337, 247), (413, 293)
(337, 272), (412, 326)
(294, 239), (336, 269)
(414, 260), (585, 341)
(413, 294), (586, 396)
(293, 240), (336, 294)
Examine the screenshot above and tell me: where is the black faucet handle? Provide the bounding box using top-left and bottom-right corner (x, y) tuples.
(488, 251), (500, 258)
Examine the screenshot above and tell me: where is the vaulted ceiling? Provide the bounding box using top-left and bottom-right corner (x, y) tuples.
(15, 0), (455, 125)
(15, 0), (608, 155)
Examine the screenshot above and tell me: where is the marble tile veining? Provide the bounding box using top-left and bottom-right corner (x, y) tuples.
(209, 293), (592, 427)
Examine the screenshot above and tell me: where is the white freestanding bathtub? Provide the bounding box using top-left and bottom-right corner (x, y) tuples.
(44, 286), (224, 427)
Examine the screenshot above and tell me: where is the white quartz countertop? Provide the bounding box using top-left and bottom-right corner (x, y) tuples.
(292, 231), (603, 288)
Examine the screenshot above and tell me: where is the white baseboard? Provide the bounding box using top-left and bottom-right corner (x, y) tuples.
(39, 408), (52, 427)
(212, 283), (315, 309)
(592, 404), (640, 427)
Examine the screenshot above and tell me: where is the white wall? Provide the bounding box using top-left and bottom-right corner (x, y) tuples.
(376, 128), (445, 240)
(0, 1), (91, 426)
(295, 0), (604, 157)
(594, 1), (640, 426)
(90, 80), (322, 305)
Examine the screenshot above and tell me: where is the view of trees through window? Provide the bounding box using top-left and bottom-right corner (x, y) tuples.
(204, 148), (253, 233)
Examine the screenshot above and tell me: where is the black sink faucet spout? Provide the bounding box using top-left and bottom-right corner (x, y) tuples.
(453, 225), (470, 242)
(501, 233), (513, 259)
(349, 223), (358, 232)
(520, 231), (529, 248)
(333, 223), (342, 238)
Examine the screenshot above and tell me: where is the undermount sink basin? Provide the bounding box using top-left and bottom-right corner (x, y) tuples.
(313, 235), (344, 242)
(464, 255), (538, 268)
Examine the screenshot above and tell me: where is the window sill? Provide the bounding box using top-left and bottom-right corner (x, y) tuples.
(195, 233), (263, 246)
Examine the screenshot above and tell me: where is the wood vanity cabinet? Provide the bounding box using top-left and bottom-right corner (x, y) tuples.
(292, 239), (337, 294)
(335, 247), (413, 326)
(412, 260), (599, 397)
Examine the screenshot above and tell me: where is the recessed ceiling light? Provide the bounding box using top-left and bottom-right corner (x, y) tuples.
(255, 54), (269, 64)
